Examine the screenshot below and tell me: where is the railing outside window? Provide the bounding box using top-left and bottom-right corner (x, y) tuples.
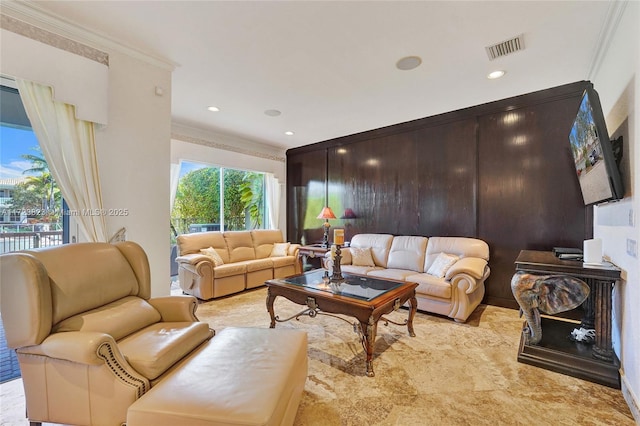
(0, 224), (63, 254)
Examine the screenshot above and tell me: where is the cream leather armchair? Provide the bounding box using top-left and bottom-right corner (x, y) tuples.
(0, 242), (214, 426)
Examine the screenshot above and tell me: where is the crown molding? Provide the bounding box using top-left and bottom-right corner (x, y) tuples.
(171, 122), (286, 163)
(0, 0), (176, 71)
(587, 0), (628, 81)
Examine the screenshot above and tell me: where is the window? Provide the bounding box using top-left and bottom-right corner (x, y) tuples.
(0, 83), (65, 253)
(171, 162), (266, 235)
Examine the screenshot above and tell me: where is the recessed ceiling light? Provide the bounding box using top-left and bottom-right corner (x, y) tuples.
(284, 131), (294, 136)
(207, 106), (220, 112)
(396, 56), (422, 71)
(264, 109), (281, 117)
(487, 70), (506, 79)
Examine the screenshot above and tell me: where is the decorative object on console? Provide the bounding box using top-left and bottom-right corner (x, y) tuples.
(583, 238), (603, 265)
(340, 208), (357, 219)
(510, 271), (590, 345)
(317, 206), (336, 248)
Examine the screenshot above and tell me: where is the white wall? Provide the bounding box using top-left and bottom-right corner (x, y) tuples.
(170, 127), (287, 233)
(94, 50), (172, 297)
(592, 1), (639, 419)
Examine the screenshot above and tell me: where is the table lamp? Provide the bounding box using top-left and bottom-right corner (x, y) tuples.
(316, 206), (336, 248)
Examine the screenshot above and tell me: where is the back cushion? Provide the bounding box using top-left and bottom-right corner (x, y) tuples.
(350, 234), (394, 267)
(251, 229), (284, 258)
(52, 296), (161, 340)
(224, 231), (256, 262)
(177, 232), (230, 263)
(424, 237), (489, 271)
(387, 236), (428, 272)
(27, 243), (142, 325)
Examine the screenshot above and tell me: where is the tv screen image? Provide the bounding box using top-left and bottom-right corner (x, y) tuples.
(568, 86), (623, 205)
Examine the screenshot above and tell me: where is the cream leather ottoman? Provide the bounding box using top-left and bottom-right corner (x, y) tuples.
(127, 327), (308, 426)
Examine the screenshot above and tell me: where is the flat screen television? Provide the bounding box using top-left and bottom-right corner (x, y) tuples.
(568, 86), (624, 205)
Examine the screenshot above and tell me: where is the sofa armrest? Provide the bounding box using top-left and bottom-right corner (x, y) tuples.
(148, 296), (198, 322)
(288, 243), (301, 257)
(175, 253), (211, 266)
(34, 331), (119, 366)
(445, 257), (488, 281)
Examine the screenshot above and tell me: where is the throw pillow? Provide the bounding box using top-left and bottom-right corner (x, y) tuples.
(427, 252), (459, 278)
(200, 247), (224, 266)
(351, 247), (376, 267)
(271, 242), (290, 257)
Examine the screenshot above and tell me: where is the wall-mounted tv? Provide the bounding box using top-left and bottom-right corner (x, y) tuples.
(568, 85), (624, 206)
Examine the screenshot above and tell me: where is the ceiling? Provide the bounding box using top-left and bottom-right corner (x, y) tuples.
(29, 1), (615, 151)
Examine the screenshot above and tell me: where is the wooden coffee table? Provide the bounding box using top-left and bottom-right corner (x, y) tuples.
(266, 269), (418, 377)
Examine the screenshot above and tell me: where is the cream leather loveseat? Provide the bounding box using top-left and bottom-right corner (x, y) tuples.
(327, 234), (490, 322)
(176, 229), (301, 300)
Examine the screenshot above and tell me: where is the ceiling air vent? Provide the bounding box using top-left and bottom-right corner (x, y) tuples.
(485, 34), (524, 61)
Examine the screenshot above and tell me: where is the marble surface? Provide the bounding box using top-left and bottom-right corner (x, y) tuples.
(1, 286), (635, 425)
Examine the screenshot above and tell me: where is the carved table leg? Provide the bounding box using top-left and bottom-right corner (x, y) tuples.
(266, 289), (277, 328)
(359, 316), (378, 377)
(407, 296), (417, 337)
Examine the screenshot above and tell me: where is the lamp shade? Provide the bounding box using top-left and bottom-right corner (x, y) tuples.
(341, 208), (357, 219)
(317, 206), (337, 219)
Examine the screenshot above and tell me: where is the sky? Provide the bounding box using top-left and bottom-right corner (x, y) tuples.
(0, 125), (40, 180)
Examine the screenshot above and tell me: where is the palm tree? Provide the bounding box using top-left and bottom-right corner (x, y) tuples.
(21, 149), (57, 211)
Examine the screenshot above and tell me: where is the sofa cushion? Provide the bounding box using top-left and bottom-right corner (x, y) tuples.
(118, 321), (212, 380)
(367, 268), (418, 281)
(350, 234), (393, 267)
(224, 231), (256, 263)
(427, 253), (459, 278)
(271, 256), (297, 268)
(271, 242), (290, 257)
(351, 247), (375, 267)
(386, 236), (428, 272)
(341, 265), (383, 275)
(405, 273), (452, 299)
(424, 237), (489, 271)
(177, 232), (230, 263)
(52, 296), (161, 341)
(27, 243), (144, 325)
(239, 258), (274, 272)
(200, 247), (224, 266)
(251, 230), (285, 258)
(212, 263), (247, 278)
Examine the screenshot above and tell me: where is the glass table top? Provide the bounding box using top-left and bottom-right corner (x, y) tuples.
(279, 269), (404, 301)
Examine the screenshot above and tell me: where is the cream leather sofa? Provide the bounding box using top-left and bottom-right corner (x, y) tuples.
(327, 234), (490, 322)
(176, 229), (301, 300)
(0, 241), (214, 426)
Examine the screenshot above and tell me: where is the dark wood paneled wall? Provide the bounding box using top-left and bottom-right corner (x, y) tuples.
(287, 81), (593, 309)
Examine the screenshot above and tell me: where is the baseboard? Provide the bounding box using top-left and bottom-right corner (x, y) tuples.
(621, 370), (640, 423)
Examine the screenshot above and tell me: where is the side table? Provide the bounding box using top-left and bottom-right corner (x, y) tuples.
(298, 244), (330, 271)
(514, 250), (622, 388)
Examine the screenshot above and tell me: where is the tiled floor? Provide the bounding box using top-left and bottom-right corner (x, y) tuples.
(0, 316), (20, 383)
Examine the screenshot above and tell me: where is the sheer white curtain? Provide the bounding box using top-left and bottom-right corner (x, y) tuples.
(265, 173), (281, 230)
(17, 79), (109, 242)
(170, 162), (181, 212)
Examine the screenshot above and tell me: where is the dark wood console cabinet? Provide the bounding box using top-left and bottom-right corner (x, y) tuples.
(514, 250), (621, 388)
